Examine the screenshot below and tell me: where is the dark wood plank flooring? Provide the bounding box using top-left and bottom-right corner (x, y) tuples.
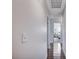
(47, 45), (66, 59)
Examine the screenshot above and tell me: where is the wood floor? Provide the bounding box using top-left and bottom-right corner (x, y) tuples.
(47, 46), (66, 59)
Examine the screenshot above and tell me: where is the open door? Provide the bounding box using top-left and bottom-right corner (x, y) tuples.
(47, 16), (66, 59)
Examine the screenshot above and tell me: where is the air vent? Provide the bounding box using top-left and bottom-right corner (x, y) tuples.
(51, 0), (62, 8)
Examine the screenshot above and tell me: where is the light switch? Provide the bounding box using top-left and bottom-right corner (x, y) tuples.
(22, 32), (28, 43)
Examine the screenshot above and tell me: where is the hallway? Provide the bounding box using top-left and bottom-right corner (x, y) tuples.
(47, 43), (66, 59)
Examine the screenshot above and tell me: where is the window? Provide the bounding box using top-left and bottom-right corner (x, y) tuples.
(54, 23), (61, 41)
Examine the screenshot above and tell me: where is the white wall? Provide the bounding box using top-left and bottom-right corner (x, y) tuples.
(62, 10), (66, 55)
(13, 0), (47, 59)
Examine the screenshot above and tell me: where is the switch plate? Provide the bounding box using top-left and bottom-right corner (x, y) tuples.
(22, 32), (28, 43)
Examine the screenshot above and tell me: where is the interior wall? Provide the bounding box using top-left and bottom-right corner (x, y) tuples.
(62, 10), (66, 55)
(12, 0), (47, 59)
